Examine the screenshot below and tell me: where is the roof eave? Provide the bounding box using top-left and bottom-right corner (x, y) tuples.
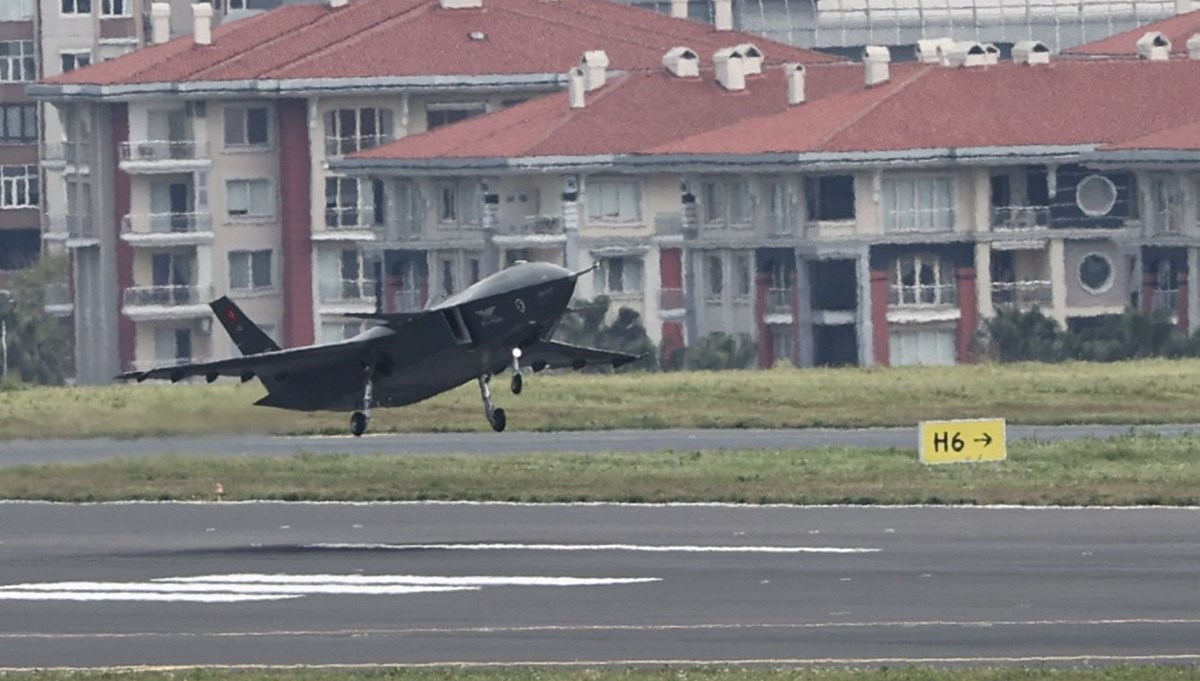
(331, 155), (619, 176)
(29, 73), (569, 102)
(1084, 149), (1200, 165)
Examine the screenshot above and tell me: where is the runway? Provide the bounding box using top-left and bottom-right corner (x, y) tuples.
(2, 423), (1199, 466)
(2, 502), (1200, 668)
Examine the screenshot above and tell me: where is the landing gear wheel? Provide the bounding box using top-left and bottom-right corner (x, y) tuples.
(350, 411), (368, 437)
(489, 407), (507, 433)
(511, 373), (523, 395)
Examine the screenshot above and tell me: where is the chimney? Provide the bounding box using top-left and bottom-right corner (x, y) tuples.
(439, 0), (483, 7)
(1137, 31), (1172, 60)
(863, 45), (890, 87)
(785, 62), (805, 105)
(671, 0), (688, 19)
(1012, 40), (1050, 65)
(580, 50), (609, 91)
(192, 3), (213, 46)
(1189, 33), (1200, 59)
(568, 67), (586, 109)
(663, 46), (699, 77)
(983, 43), (1000, 65)
(946, 41), (988, 68)
(713, 47), (745, 91)
(150, 3), (170, 44)
(915, 38), (947, 64)
(736, 43), (763, 75)
(328, 0), (347, 7)
(712, 0), (733, 31)
(1179, 0), (1193, 14)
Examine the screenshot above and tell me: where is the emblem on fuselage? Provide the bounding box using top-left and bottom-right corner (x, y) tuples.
(474, 305), (504, 327)
(515, 298), (526, 314)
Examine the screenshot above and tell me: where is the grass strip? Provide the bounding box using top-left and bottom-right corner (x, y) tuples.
(5, 359), (1200, 440)
(6, 666), (1200, 681)
(3, 434), (1198, 505)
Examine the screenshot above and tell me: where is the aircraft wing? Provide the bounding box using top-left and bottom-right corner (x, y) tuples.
(522, 339), (643, 371)
(117, 342), (361, 384)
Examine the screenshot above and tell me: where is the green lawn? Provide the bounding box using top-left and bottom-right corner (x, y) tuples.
(3, 434), (1196, 505)
(4, 359), (1200, 439)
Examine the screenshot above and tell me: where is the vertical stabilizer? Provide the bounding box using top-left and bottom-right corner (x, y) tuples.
(209, 297), (281, 356)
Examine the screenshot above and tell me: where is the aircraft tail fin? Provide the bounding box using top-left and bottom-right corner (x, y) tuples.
(209, 297), (281, 356)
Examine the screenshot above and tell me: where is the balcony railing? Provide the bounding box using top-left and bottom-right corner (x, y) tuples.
(889, 283), (958, 307)
(325, 208), (383, 231)
(767, 286), (794, 314)
(319, 279), (377, 304)
(659, 287), (685, 310)
(1153, 289), (1181, 314)
(43, 284), (72, 315)
(46, 214), (94, 240)
(324, 134), (396, 157)
(123, 285), (207, 308)
(119, 140), (208, 162)
(992, 205), (1051, 231)
(883, 208), (955, 233)
(392, 288), (424, 313)
(992, 280), (1052, 309)
(122, 212), (212, 235)
(41, 142), (91, 165)
(514, 216), (562, 235)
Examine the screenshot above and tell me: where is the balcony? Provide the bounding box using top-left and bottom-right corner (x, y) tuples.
(767, 286), (794, 314)
(324, 134), (396, 158)
(41, 142), (91, 170)
(44, 283), (73, 317)
(992, 205), (1051, 232)
(992, 280), (1052, 310)
(319, 279), (377, 314)
(121, 212), (213, 246)
(493, 216), (566, 248)
(122, 285), (212, 321)
(118, 140), (210, 173)
(45, 214), (96, 246)
(888, 283), (960, 323)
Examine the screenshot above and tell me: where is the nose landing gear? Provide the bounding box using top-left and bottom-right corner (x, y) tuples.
(350, 365), (374, 437)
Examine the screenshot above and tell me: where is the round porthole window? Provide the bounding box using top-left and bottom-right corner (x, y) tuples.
(1079, 253), (1114, 294)
(1076, 174), (1118, 217)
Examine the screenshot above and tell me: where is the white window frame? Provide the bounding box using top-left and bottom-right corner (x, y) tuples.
(325, 177), (383, 229)
(223, 105), (272, 149)
(60, 0), (91, 15)
(593, 256), (644, 297)
(0, 41), (36, 83)
(0, 0), (34, 21)
(435, 179), (481, 228)
(892, 254), (955, 306)
(706, 254), (723, 300)
(701, 177), (752, 228)
(228, 249), (274, 291)
(100, 0), (130, 16)
(1149, 174), (1183, 234)
(324, 107), (394, 155)
(882, 175), (955, 233)
(59, 50), (91, 73)
(225, 178), (274, 220)
(0, 104), (37, 144)
(1, 164), (39, 209)
(586, 178), (641, 224)
(734, 253), (753, 300)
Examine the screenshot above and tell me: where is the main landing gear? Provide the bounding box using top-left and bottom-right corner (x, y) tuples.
(350, 365), (374, 437)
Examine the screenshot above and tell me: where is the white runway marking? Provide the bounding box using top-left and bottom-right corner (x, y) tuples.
(0, 573), (659, 604)
(306, 542), (880, 554)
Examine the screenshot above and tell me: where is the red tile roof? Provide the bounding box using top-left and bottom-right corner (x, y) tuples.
(44, 0), (838, 89)
(1066, 10), (1200, 56)
(348, 58), (1200, 165)
(1102, 120), (1200, 151)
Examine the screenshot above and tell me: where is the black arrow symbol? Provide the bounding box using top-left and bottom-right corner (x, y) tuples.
(974, 433), (993, 447)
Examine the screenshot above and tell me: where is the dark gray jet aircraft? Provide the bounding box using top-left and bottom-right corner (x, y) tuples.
(119, 261), (641, 436)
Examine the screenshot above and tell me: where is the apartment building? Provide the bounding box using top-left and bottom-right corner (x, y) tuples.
(28, 0), (835, 384)
(333, 38), (1200, 368)
(1, 0), (41, 282)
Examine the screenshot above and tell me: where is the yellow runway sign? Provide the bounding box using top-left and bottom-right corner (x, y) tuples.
(919, 418), (1007, 464)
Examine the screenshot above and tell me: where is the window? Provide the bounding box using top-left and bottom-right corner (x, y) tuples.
(435, 180), (481, 226)
(765, 180), (791, 235)
(1076, 174), (1117, 217)
(0, 0), (34, 21)
(586, 178), (641, 223)
(707, 255), (723, 297)
(228, 249), (272, 290)
(1078, 253), (1114, 294)
(324, 108), (393, 155)
(325, 177), (383, 228)
(441, 258), (455, 297)
(0, 42), (36, 83)
(426, 102), (486, 131)
(891, 254), (955, 306)
(889, 328), (955, 367)
(389, 180), (422, 238)
(468, 258), (481, 285)
(805, 175), (855, 221)
(593, 256), (643, 295)
(1, 165), (38, 208)
(701, 178), (752, 226)
(101, 0), (129, 16)
(61, 0), (91, 14)
(882, 176), (954, 232)
(735, 253), (753, 298)
(223, 106), (271, 148)
(1150, 175), (1183, 234)
(0, 105), (37, 143)
(226, 179), (272, 219)
(60, 51), (91, 73)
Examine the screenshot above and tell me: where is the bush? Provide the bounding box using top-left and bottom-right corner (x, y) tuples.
(673, 332), (758, 371)
(984, 306), (1199, 363)
(553, 296), (657, 371)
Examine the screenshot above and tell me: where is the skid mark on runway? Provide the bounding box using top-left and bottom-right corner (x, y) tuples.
(306, 542), (880, 553)
(0, 574), (659, 604)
